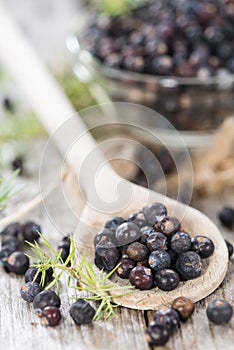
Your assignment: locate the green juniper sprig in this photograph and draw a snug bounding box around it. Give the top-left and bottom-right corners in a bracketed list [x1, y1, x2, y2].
[0, 169, 20, 211]
[88, 0, 145, 17]
[26, 233, 134, 321]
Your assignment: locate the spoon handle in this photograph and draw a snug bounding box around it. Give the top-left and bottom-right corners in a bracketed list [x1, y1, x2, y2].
[0, 3, 116, 193]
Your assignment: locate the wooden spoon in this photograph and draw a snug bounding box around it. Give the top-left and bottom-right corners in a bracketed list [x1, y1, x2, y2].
[0, 3, 228, 310]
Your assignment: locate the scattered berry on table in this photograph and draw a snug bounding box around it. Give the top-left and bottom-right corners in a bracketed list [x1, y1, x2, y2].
[153, 307, 180, 330]
[154, 216, 180, 237]
[129, 266, 153, 290]
[191, 236, 215, 258]
[33, 290, 61, 311]
[22, 222, 41, 243]
[148, 250, 171, 271]
[2, 235, 20, 250]
[218, 206, 234, 228]
[7, 251, 29, 274]
[126, 242, 149, 262]
[155, 268, 180, 291]
[146, 231, 168, 251]
[58, 235, 71, 262]
[170, 231, 191, 254]
[146, 323, 171, 346]
[20, 282, 42, 302]
[11, 156, 24, 175]
[116, 258, 136, 279]
[104, 217, 126, 231]
[25, 267, 42, 284]
[41, 306, 61, 327]
[176, 251, 202, 280]
[115, 222, 140, 246]
[95, 239, 119, 272]
[1, 222, 21, 238]
[69, 299, 95, 325]
[225, 240, 233, 258]
[206, 299, 233, 325]
[172, 296, 195, 320]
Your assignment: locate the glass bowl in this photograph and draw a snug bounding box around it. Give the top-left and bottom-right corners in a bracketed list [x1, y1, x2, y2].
[66, 12, 234, 148]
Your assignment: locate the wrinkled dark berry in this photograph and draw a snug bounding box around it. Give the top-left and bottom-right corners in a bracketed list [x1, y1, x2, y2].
[33, 290, 61, 310]
[115, 222, 140, 246]
[155, 269, 180, 291]
[154, 216, 180, 237]
[95, 240, 119, 271]
[116, 258, 136, 279]
[146, 231, 168, 251]
[146, 323, 171, 346]
[22, 222, 41, 242]
[70, 299, 95, 325]
[176, 251, 202, 280]
[94, 229, 116, 246]
[20, 282, 42, 302]
[128, 212, 148, 228]
[191, 236, 215, 258]
[170, 231, 191, 254]
[172, 296, 194, 320]
[218, 207, 234, 228]
[11, 156, 24, 175]
[129, 266, 153, 290]
[140, 226, 154, 245]
[153, 307, 180, 330]
[2, 235, 20, 250]
[148, 250, 171, 271]
[41, 306, 61, 327]
[206, 299, 233, 325]
[126, 242, 149, 262]
[1, 222, 21, 237]
[25, 267, 42, 284]
[225, 240, 233, 258]
[144, 202, 167, 225]
[7, 251, 29, 274]
[104, 217, 126, 231]
[137, 259, 149, 267]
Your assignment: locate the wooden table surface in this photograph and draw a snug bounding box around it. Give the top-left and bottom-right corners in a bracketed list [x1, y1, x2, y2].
[0, 138, 233, 350]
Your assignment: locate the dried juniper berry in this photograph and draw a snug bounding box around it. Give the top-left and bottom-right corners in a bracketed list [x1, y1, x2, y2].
[167, 250, 178, 269]
[22, 222, 41, 243]
[1, 222, 21, 238]
[20, 282, 42, 302]
[176, 251, 202, 280]
[206, 299, 233, 325]
[145, 323, 171, 346]
[155, 269, 180, 291]
[25, 267, 42, 284]
[95, 239, 119, 272]
[128, 212, 148, 228]
[170, 231, 191, 254]
[140, 226, 155, 245]
[225, 240, 233, 258]
[172, 296, 194, 320]
[126, 242, 149, 262]
[218, 207, 234, 228]
[144, 202, 167, 225]
[94, 229, 116, 246]
[11, 156, 24, 175]
[129, 266, 153, 290]
[116, 258, 136, 279]
[146, 231, 168, 252]
[69, 299, 95, 325]
[104, 217, 126, 231]
[58, 236, 71, 262]
[115, 222, 140, 246]
[33, 290, 61, 311]
[0, 246, 16, 264]
[7, 251, 29, 274]
[153, 307, 180, 330]
[41, 306, 61, 327]
[154, 216, 180, 237]
[191, 236, 214, 258]
[1, 235, 20, 251]
[148, 250, 171, 271]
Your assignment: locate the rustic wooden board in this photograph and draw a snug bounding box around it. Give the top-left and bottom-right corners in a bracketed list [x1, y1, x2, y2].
[0, 140, 234, 350]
